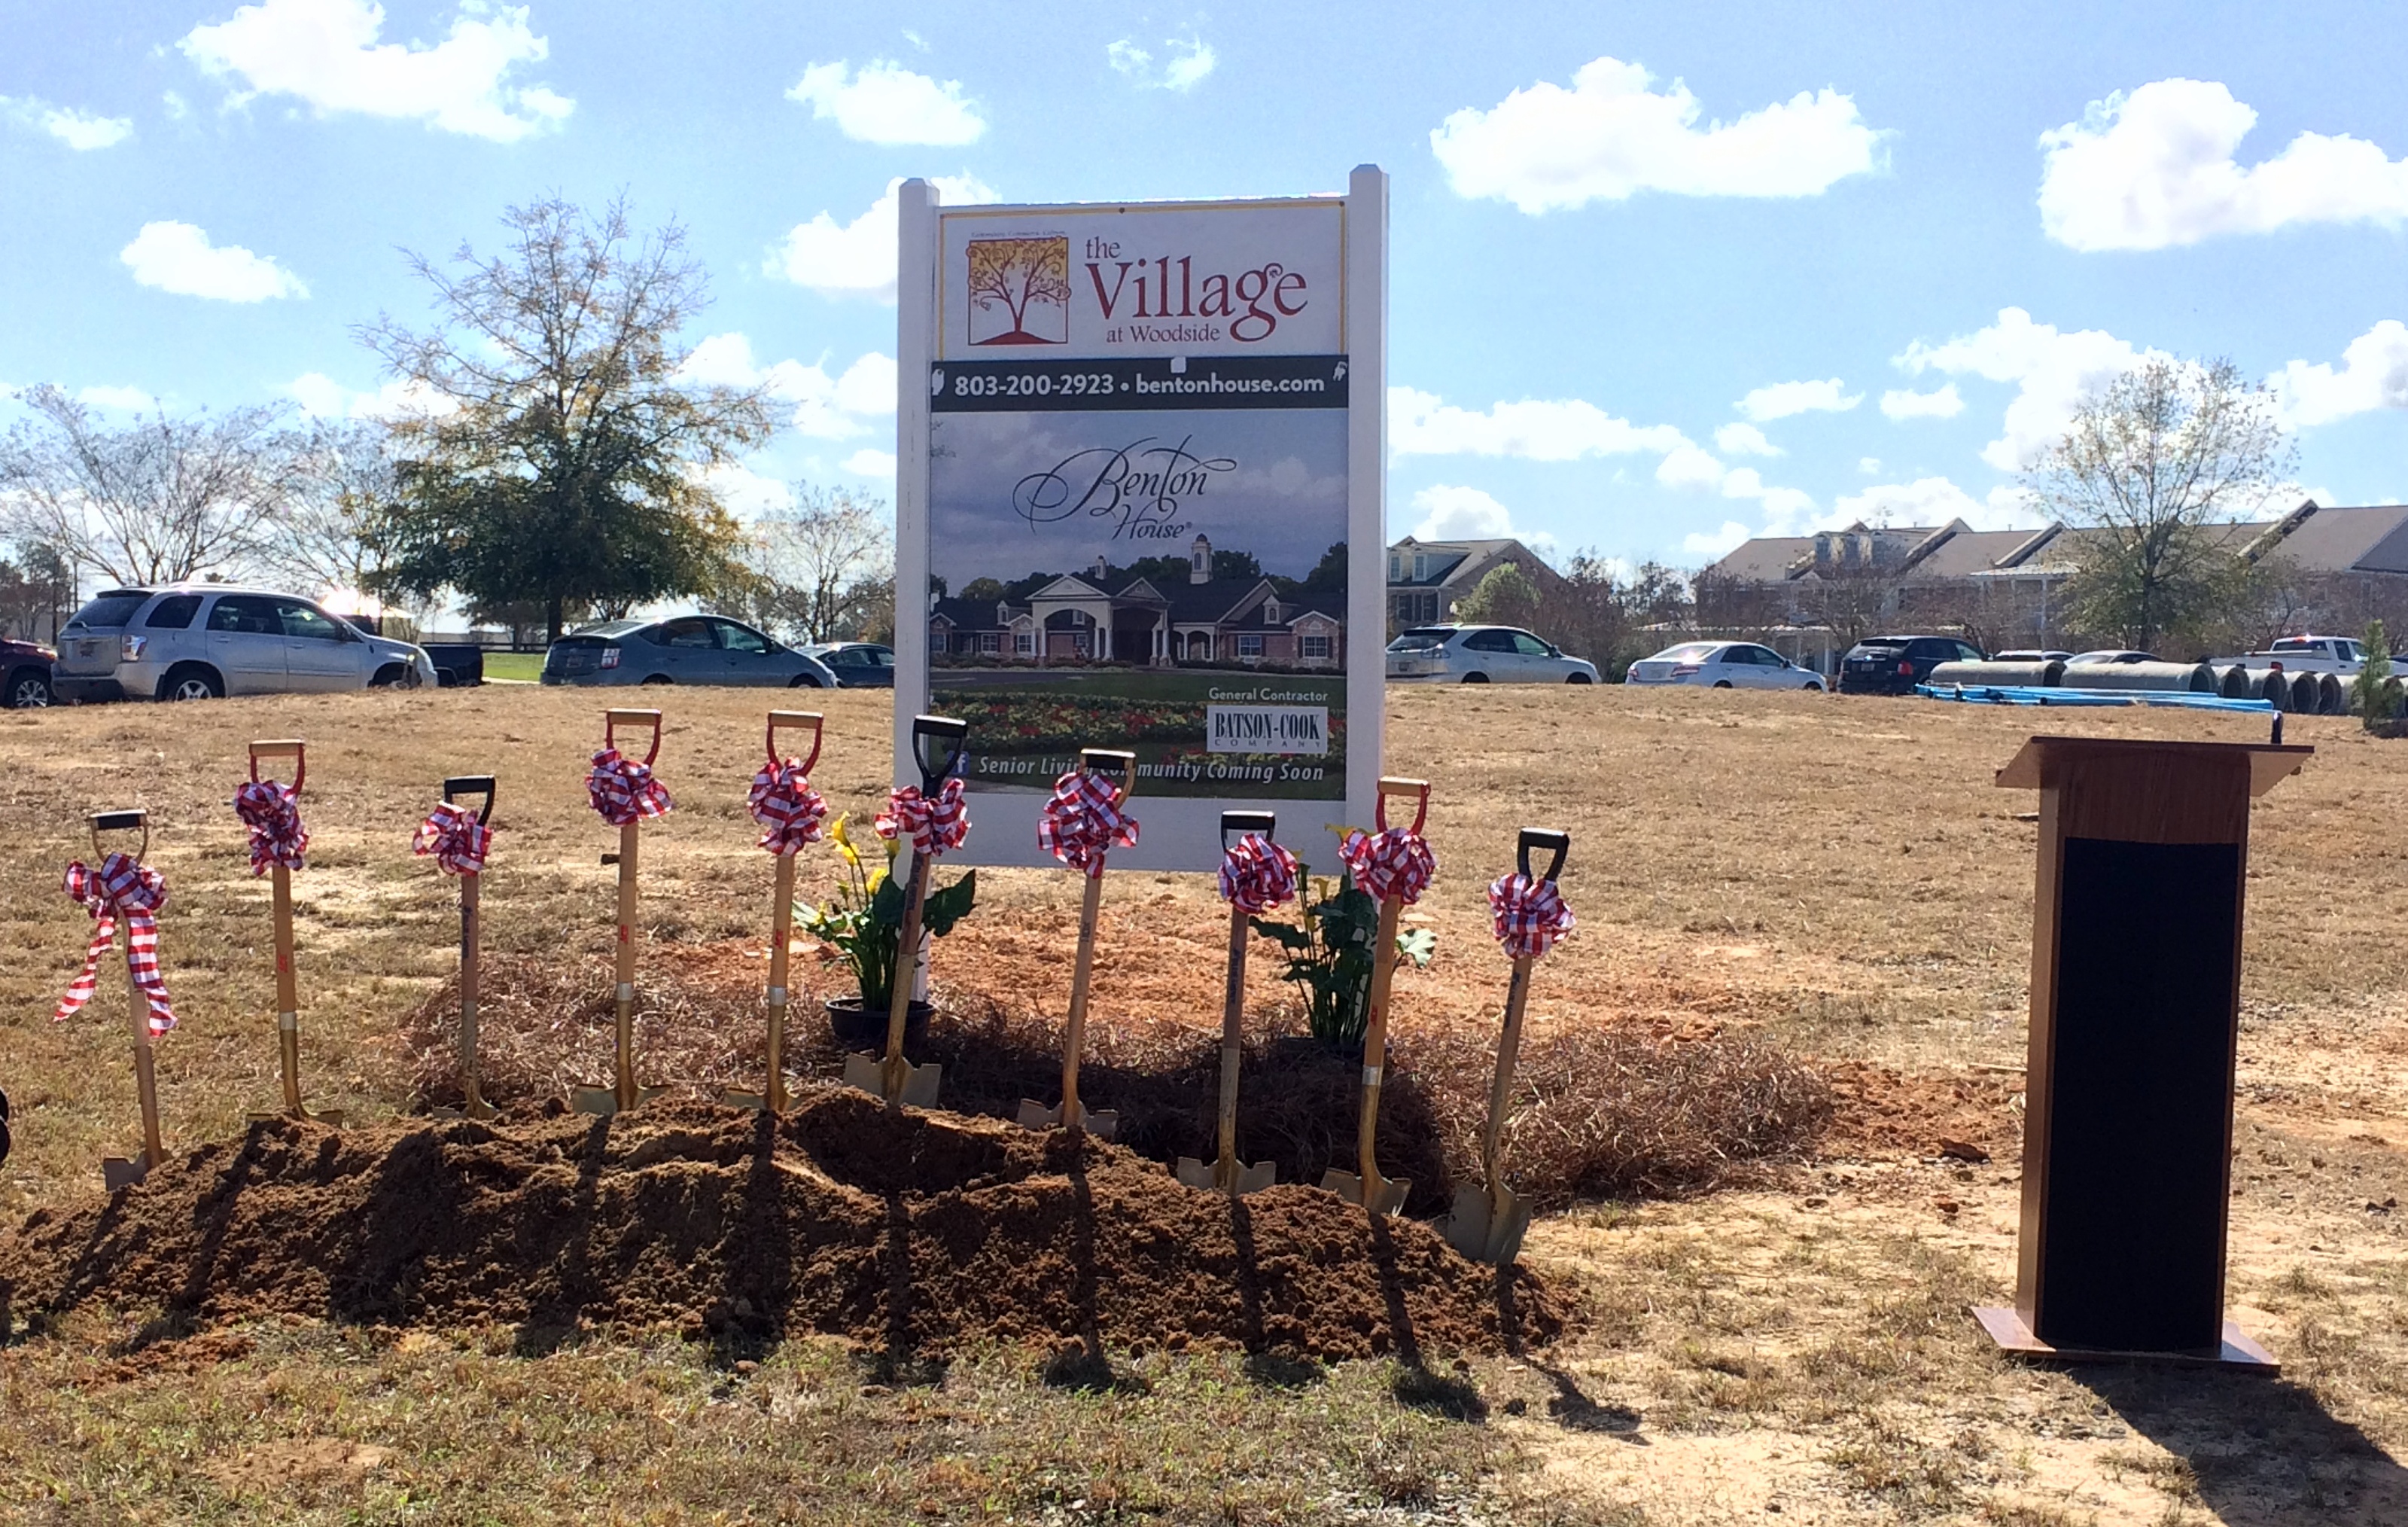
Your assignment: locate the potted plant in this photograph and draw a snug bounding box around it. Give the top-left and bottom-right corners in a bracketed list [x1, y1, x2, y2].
[1253, 867, 1434, 1054]
[799, 815, 978, 1050]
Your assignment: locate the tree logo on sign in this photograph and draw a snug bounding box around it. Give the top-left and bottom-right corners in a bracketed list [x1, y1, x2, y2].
[967, 237, 1070, 346]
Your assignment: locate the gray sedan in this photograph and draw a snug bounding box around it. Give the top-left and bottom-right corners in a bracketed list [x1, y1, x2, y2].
[540, 616, 839, 688]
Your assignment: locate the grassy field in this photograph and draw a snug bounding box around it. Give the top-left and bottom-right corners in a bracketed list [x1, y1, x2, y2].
[476, 651, 542, 683]
[2, 682, 2406, 1522]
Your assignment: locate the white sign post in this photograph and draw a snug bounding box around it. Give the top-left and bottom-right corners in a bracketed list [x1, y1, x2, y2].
[894, 167, 1387, 870]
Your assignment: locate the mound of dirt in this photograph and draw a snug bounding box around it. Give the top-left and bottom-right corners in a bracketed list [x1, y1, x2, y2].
[0, 1089, 1564, 1362]
[1816, 1061, 2024, 1165]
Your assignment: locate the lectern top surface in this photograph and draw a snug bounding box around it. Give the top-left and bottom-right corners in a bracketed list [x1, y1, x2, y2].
[1996, 735, 2312, 797]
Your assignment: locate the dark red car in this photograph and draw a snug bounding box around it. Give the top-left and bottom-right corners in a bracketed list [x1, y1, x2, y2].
[2, 637, 54, 709]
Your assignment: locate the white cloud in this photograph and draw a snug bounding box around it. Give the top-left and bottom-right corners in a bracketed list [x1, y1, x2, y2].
[179, 0, 574, 142]
[677, 333, 896, 439]
[2038, 78, 2408, 251]
[2267, 319, 2408, 428]
[770, 173, 999, 301]
[1655, 446, 1816, 532]
[1407, 484, 1557, 554]
[1897, 306, 2152, 471]
[843, 449, 897, 477]
[1429, 56, 1883, 213]
[1682, 520, 1752, 558]
[2, 96, 134, 150]
[698, 462, 793, 518]
[284, 370, 449, 419]
[1107, 35, 1216, 92]
[787, 59, 984, 145]
[120, 221, 307, 302]
[1830, 477, 2044, 532]
[1736, 377, 1860, 422]
[1712, 422, 1781, 457]
[1389, 386, 1689, 461]
[1879, 383, 1965, 420]
[76, 385, 157, 411]
[1858, 457, 1883, 475]
[1655, 443, 1727, 491]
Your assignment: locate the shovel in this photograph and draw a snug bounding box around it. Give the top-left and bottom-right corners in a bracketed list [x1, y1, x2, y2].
[1320, 776, 1432, 1217]
[432, 775, 497, 1121]
[92, 809, 168, 1192]
[1018, 748, 1135, 1140]
[1444, 827, 1570, 1264]
[244, 740, 342, 1127]
[1176, 811, 1281, 1193]
[574, 709, 671, 1117]
[843, 715, 967, 1111]
[727, 710, 823, 1114]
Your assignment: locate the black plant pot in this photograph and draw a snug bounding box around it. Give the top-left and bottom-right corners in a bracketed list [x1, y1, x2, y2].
[826, 996, 933, 1053]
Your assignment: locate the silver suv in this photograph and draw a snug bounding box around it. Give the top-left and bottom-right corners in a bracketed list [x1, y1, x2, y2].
[51, 586, 437, 702]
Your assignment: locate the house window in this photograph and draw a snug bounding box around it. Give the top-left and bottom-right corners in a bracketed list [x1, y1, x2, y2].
[1237, 633, 1265, 660]
[1301, 632, 1330, 660]
[1262, 599, 1279, 623]
[1069, 609, 1089, 626]
[1412, 553, 1429, 581]
[979, 632, 1001, 655]
[1015, 631, 1035, 656]
[1388, 555, 1402, 581]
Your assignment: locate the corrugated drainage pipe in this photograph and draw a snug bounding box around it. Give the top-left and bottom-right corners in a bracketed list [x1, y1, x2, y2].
[2320, 672, 2347, 715]
[2058, 661, 2218, 693]
[1927, 660, 2066, 687]
[2217, 664, 2256, 699]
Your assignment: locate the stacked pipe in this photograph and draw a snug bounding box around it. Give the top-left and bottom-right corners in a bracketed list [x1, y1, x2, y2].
[1926, 660, 2066, 688]
[2057, 660, 2218, 693]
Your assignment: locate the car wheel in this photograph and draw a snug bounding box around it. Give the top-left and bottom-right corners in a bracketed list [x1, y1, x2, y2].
[787, 673, 824, 688]
[1566, 672, 1592, 684]
[1462, 672, 1490, 684]
[4, 668, 51, 708]
[370, 663, 408, 687]
[1804, 680, 1825, 691]
[1712, 680, 1733, 689]
[641, 674, 673, 685]
[161, 664, 224, 701]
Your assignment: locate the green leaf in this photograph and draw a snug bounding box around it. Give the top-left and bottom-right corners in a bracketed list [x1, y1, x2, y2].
[923, 868, 977, 937]
[869, 873, 905, 928]
[1396, 928, 1437, 968]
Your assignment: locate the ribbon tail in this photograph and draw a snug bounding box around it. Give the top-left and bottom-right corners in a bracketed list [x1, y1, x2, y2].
[53, 914, 114, 1023]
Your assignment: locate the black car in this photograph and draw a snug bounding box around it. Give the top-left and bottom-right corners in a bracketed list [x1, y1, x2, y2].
[2, 636, 56, 708]
[803, 642, 896, 688]
[1839, 634, 1986, 695]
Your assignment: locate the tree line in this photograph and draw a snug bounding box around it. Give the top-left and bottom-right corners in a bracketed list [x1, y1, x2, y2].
[0, 197, 893, 647]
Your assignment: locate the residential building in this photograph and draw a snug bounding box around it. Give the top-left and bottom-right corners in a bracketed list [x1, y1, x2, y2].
[1385, 536, 1565, 632]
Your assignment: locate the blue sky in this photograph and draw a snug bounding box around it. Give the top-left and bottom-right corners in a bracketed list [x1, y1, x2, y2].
[3, 0, 2404, 570]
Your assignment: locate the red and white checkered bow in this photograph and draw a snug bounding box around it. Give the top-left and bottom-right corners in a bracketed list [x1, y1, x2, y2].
[1488, 872, 1575, 961]
[233, 779, 307, 874]
[56, 853, 176, 1035]
[586, 748, 674, 826]
[1219, 832, 1300, 913]
[412, 801, 492, 876]
[748, 757, 830, 855]
[876, 776, 969, 857]
[1341, 825, 1436, 907]
[1036, 768, 1138, 877]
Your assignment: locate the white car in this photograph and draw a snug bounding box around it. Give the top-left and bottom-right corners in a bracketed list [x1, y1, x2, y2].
[1384, 625, 1600, 684]
[52, 585, 437, 701]
[1627, 641, 1827, 690]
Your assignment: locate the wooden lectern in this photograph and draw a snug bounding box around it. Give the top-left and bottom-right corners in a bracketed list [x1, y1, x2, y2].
[1977, 735, 2309, 1369]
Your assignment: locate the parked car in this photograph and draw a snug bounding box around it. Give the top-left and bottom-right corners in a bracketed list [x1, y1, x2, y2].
[2206, 634, 2374, 675]
[420, 642, 488, 687]
[2, 636, 56, 708]
[1626, 641, 1827, 690]
[1994, 649, 2074, 663]
[801, 642, 896, 688]
[541, 615, 839, 688]
[50, 587, 436, 702]
[1838, 634, 1987, 695]
[2066, 649, 2159, 666]
[1385, 625, 1599, 684]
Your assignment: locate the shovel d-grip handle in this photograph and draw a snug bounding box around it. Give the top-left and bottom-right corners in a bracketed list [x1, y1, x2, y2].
[603, 708, 664, 764]
[248, 738, 306, 792]
[1517, 827, 1570, 884]
[443, 775, 498, 825]
[90, 808, 151, 862]
[767, 710, 824, 773]
[1078, 747, 1137, 804]
[911, 714, 969, 790]
[1221, 809, 1276, 849]
[1374, 776, 1430, 834]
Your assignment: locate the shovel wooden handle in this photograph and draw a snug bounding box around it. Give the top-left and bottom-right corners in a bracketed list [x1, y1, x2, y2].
[1216, 904, 1249, 1181]
[90, 809, 149, 862]
[768, 710, 823, 773]
[1374, 776, 1429, 834]
[612, 818, 641, 1108]
[1356, 892, 1407, 1203]
[248, 738, 306, 791]
[881, 849, 932, 1107]
[604, 709, 663, 765]
[1483, 957, 1536, 1208]
[764, 850, 796, 1112]
[1060, 869, 1106, 1124]
[443, 775, 497, 824]
[271, 860, 303, 1114]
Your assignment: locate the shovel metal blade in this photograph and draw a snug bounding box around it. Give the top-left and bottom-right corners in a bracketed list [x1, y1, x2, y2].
[1016, 1099, 1119, 1139]
[570, 1084, 665, 1118]
[843, 1053, 942, 1108]
[1443, 1183, 1533, 1264]
[1176, 1157, 1279, 1193]
[721, 1089, 769, 1113]
[1172, 1155, 1214, 1190]
[248, 1108, 345, 1128]
[1319, 1168, 1410, 1216]
[102, 1155, 149, 1192]
[431, 1100, 497, 1122]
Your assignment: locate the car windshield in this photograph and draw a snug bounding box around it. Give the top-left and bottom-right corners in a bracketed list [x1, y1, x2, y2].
[1646, 643, 1718, 663]
[67, 591, 151, 629]
[1852, 638, 1909, 652]
[570, 620, 645, 639]
[1387, 628, 1453, 652]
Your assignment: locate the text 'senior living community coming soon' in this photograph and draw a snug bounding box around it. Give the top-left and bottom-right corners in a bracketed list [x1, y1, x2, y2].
[893, 167, 1390, 871]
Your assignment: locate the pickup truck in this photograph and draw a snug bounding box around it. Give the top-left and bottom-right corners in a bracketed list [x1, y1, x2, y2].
[2207, 635, 2382, 675]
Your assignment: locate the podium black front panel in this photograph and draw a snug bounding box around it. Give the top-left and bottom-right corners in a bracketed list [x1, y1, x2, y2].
[2038, 836, 2241, 1353]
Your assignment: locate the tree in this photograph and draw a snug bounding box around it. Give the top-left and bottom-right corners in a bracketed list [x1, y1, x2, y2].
[1301, 541, 1346, 593]
[358, 197, 775, 642]
[723, 486, 893, 642]
[966, 238, 1071, 344]
[1212, 547, 1262, 581]
[249, 419, 401, 601]
[2027, 358, 2293, 652]
[0, 542, 74, 641]
[1454, 561, 1539, 629]
[2355, 620, 2400, 724]
[957, 577, 1006, 604]
[1535, 553, 1687, 677]
[0, 386, 300, 586]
